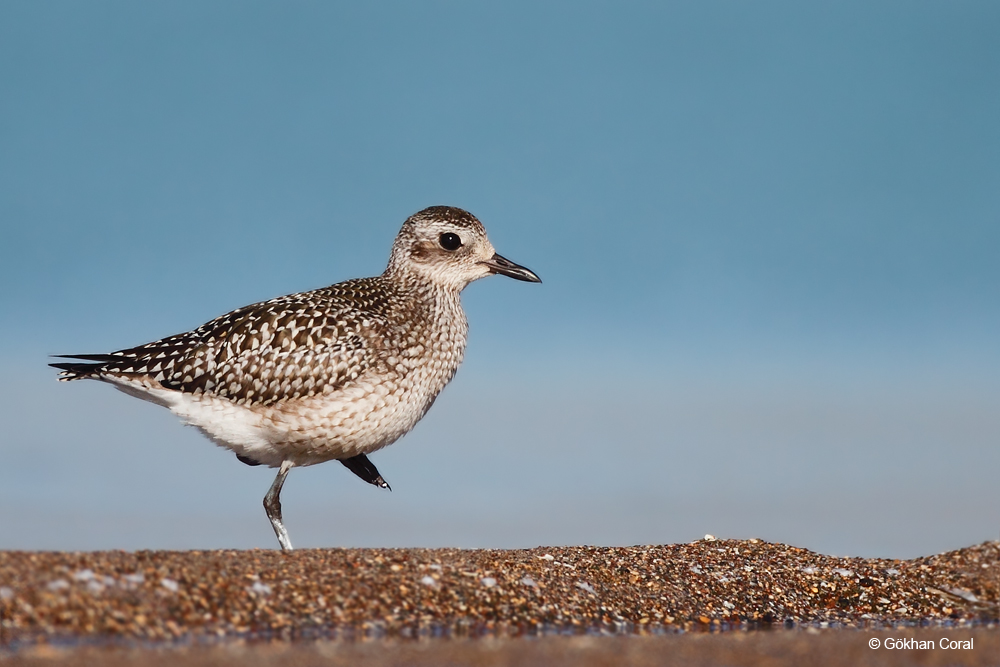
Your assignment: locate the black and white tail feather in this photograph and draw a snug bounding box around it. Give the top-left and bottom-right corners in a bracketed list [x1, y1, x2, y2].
[51, 353, 144, 380]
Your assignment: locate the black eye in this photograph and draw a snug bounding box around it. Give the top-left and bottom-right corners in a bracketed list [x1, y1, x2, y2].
[439, 232, 462, 251]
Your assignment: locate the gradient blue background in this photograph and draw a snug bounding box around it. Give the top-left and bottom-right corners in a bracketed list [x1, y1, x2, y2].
[2, 1, 998, 558]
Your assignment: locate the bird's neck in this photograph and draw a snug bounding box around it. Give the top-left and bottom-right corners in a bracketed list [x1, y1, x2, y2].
[381, 270, 467, 332]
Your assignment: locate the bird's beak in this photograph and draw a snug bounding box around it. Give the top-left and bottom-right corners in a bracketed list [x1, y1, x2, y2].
[481, 253, 542, 283]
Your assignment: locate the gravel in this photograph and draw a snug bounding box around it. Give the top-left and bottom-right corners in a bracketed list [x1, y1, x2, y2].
[1, 538, 998, 647]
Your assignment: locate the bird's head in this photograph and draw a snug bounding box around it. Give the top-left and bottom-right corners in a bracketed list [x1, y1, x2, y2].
[386, 206, 541, 290]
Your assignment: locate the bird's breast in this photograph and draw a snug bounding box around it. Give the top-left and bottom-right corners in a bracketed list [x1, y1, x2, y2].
[259, 304, 468, 463]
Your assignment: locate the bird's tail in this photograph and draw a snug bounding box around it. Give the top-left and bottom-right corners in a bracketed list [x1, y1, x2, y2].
[49, 354, 118, 381]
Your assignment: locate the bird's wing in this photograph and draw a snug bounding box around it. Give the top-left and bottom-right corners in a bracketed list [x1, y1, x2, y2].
[52, 280, 396, 406]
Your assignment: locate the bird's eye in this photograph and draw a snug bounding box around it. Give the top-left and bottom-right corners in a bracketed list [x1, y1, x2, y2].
[439, 233, 462, 251]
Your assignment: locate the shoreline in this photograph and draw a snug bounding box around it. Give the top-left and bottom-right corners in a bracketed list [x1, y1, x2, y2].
[2, 539, 998, 648]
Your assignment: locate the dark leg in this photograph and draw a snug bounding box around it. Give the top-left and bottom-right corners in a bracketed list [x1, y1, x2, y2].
[340, 454, 391, 490]
[264, 460, 294, 551]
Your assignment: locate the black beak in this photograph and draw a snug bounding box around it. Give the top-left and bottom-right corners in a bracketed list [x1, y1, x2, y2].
[481, 253, 542, 283]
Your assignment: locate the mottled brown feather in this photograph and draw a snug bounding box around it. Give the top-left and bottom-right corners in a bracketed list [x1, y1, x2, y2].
[63, 277, 437, 407]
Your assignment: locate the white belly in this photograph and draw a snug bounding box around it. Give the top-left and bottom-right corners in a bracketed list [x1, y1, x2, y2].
[104, 367, 447, 468]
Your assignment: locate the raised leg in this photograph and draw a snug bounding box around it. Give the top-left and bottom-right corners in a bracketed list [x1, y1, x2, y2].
[339, 453, 391, 490]
[264, 460, 295, 551]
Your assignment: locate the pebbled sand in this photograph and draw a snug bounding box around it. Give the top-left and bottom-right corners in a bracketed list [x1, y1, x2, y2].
[2, 539, 999, 663]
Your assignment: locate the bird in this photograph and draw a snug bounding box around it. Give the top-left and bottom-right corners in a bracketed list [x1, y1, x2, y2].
[51, 206, 541, 551]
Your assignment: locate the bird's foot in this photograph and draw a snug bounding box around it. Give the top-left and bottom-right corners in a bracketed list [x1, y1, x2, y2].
[339, 454, 391, 490]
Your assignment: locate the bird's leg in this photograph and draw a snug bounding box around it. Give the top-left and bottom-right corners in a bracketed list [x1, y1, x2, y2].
[264, 460, 295, 551]
[339, 454, 391, 490]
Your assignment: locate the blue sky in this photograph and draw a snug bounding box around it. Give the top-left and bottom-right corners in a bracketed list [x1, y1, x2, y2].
[1, 1, 998, 558]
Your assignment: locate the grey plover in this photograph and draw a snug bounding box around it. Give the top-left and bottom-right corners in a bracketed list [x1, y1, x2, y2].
[52, 206, 540, 550]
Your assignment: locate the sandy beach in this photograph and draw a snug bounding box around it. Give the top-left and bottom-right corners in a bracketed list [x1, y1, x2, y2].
[2, 539, 998, 664]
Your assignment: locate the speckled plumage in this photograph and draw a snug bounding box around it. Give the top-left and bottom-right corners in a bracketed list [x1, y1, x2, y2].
[53, 206, 541, 549]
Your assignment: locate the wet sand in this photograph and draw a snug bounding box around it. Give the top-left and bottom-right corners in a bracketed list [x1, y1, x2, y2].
[2, 539, 998, 664]
[3, 629, 999, 667]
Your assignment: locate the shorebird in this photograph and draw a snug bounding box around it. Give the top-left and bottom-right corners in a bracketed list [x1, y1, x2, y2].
[52, 206, 540, 550]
